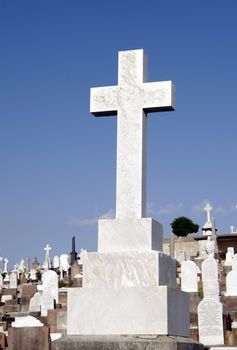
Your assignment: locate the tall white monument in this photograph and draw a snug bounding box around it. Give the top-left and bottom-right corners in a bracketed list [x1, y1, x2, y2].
[202, 203, 213, 236]
[67, 49, 189, 336]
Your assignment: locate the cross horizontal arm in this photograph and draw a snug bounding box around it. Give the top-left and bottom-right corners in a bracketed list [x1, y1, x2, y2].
[90, 86, 118, 116]
[142, 81, 176, 112]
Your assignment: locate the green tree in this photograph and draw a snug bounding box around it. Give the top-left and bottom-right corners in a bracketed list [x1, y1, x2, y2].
[170, 216, 199, 237]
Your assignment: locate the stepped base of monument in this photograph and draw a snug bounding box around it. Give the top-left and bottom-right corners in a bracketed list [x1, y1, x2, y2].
[52, 335, 204, 350]
[67, 286, 189, 336]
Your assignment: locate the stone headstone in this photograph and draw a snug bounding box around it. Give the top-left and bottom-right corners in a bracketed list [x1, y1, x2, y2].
[202, 257, 218, 280]
[0, 274, 3, 289]
[176, 251, 186, 263]
[10, 272, 17, 289]
[198, 298, 224, 345]
[57, 310, 67, 331]
[181, 260, 198, 293]
[41, 290, 54, 317]
[225, 247, 234, 266]
[29, 292, 41, 312]
[3, 274, 10, 285]
[30, 269, 37, 281]
[41, 270, 58, 316]
[232, 254, 237, 271]
[1, 295, 13, 303]
[226, 270, 237, 296]
[198, 256, 224, 346]
[202, 258, 219, 299]
[53, 256, 60, 269]
[60, 254, 69, 272]
[42, 270, 58, 302]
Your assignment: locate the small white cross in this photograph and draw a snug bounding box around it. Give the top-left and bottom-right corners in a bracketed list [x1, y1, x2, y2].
[44, 244, 52, 255]
[204, 203, 212, 222]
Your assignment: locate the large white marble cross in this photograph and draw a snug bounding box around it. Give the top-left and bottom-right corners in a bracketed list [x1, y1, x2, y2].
[90, 49, 175, 219]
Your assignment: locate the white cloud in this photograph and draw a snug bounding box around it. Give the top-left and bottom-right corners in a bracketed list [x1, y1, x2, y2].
[157, 202, 184, 215]
[65, 208, 115, 228]
[215, 207, 226, 214]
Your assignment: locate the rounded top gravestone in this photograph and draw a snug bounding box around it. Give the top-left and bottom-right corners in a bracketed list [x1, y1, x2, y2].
[42, 270, 58, 303]
[202, 258, 218, 280]
[181, 260, 198, 293]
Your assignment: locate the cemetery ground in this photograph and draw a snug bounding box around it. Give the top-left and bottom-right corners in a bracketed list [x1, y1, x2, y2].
[1, 222, 237, 349]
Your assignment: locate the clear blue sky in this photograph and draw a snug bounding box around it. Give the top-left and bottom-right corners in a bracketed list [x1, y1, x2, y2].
[0, 0, 237, 266]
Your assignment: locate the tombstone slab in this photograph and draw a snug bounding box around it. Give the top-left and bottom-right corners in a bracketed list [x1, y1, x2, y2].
[181, 260, 198, 293]
[42, 270, 58, 303]
[29, 292, 41, 312]
[198, 299, 224, 345]
[9, 273, 17, 289]
[226, 270, 237, 296]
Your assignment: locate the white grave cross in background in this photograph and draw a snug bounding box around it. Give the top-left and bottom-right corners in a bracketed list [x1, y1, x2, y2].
[204, 203, 212, 222]
[90, 49, 175, 219]
[44, 244, 52, 269]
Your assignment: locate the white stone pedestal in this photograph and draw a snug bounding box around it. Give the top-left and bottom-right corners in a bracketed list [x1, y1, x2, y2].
[98, 218, 163, 253]
[67, 286, 189, 336]
[81, 250, 176, 288]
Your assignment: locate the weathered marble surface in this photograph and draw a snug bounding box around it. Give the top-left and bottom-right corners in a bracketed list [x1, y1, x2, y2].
[42, 270, 58, 303]
[198, 299, 224, 346]
[91, 49, 175, 220]
[29, 291, 41, 312]
[98, 218, 163, 252]
[67, 286, 189, 336]
[10, 272, 17, 289]
[226, 270, 237, 296]
[202, 257, 218, 280]
[81, 250, 176, 288]
[181, 260, 198, 293]
[12, 316, 43, 328]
